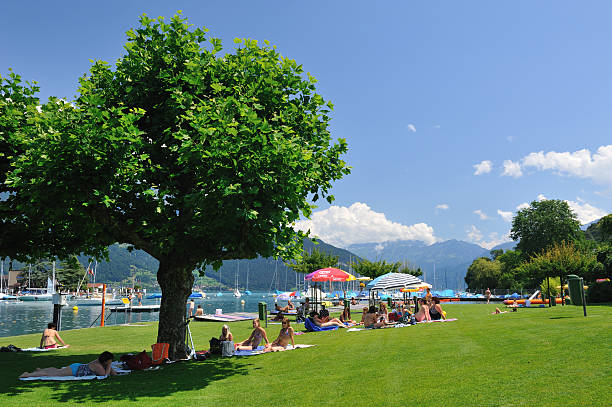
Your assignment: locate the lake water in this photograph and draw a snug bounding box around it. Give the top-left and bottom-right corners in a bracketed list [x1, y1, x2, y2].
[0, 292, 281, 338]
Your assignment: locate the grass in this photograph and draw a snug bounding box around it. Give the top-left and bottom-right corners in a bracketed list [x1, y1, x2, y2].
[0, 304, 610, 406]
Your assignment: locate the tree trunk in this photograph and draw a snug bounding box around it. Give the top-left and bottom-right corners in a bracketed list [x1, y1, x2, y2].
[156, 258, 194, 360]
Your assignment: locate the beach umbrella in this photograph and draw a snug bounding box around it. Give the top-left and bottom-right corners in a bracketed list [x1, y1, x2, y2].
[277, 291, 296, 300]
[304, 267, 356, 282]
[366, 273, 424, 291]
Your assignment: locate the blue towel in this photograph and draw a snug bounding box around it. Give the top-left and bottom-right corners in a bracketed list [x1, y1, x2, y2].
[304, 318, 338, 332]
[234, 346, 265, 356]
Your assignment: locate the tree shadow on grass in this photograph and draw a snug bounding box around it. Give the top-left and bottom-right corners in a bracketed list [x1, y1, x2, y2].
[2, 350, 256, 403]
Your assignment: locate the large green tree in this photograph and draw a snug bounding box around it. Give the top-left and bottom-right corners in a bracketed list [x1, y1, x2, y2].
[464, 257, 502, 289]
[351, 259, 421, 279]
[286, 248, 339, 275]
[510, 199, 582, 258]
[1, 13, 349, 358]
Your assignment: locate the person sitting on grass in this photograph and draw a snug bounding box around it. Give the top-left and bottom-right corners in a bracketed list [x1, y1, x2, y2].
[318, 305, 330, 322]
[339, 307, 356, 325]
[362, 306, 388, 329]
[275, 301, 292, 313]
[271, 311, 285, 321]
[236, 318, 269, 350]
[428, 297, 446, 320]
[264, 317, 295, 352]
[491, 308, 509, 314]
[309, 310, 347, 328]
[378, 302, 389, 321]
[351, 297, 358, 306]
[40, 322, 69, 349]
[219, 324, 233, 341]
[414, 298, 431, 322]
[20, 351, 116, 378]
[359, 307, 369, 325]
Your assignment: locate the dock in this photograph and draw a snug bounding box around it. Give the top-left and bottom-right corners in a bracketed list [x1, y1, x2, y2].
[109, 305, 160, 313]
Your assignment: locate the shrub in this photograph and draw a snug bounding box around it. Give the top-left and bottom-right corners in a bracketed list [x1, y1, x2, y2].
[586, 281, 612, 303]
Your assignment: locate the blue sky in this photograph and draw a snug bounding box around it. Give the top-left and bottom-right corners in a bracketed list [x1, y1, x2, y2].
[2, 1, 610, 249]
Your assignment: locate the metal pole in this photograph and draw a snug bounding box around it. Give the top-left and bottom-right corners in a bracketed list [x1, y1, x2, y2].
[101, 283, 107, 326]
[547, 276, 551, 307]
[580, 277, 587, 317]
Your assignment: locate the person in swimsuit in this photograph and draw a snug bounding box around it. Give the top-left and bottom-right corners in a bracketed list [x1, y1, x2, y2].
[359, 307, 369, 325]
[428, 297, 446, 320]
[308, 311, 347, 328]
[40, 322, 69, 349]
[264, 318, 295, 352]
[236, 318, 269, 350]
[339, 307, 356, 325]
[20, 351, 116, 378]
[362, 306, 387, 328]
[195, 305, 204, 316]
[485, 288, 492, 304]
[219, 324, 233, 341]
[414, 298, 431, 322]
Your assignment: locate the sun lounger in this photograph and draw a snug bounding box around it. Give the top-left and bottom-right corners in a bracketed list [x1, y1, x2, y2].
[304, 317, 338, 332]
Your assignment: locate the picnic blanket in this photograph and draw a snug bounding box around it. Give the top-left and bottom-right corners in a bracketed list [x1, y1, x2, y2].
[20, 361, 132, 381]
[234, 344, 315, 356]
[21, 346, 69, 352]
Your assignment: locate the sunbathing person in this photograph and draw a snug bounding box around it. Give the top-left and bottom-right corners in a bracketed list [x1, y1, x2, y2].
[219, 324, 233, 341]
[20, 351, 116, 378]
[308, 310, 347, 328]
[275, 303, 291, 313]
[339, 307, 356, 325]
[428, 297, 446, 320]
[414, 298, 431, 322]
[491, 308, 508, 314]
[195, 305, 204, 316]
[287, 300, 295, 310]
[40, 322, 69, 349]
[351, 297, 358, 306]
[378, 302, 389, 320]
[362, 306, 387, 329]
[236, 318, 269, 350]
[264, 318, 295, 352]
[271, 311, 285, 321]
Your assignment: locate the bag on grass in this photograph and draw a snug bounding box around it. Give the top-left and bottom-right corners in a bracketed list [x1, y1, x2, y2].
[195, 350, 210, 361]
[221, 341, 235, 357]
[121, 351, 153, 370]
[0, 344, 22, 352]
[209, 337, 221, 354]
[151, 343, 169, 365]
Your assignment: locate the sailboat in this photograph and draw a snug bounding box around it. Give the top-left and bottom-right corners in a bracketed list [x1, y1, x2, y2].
[233, 261, 242, 297]
[20, 262, 56, 301]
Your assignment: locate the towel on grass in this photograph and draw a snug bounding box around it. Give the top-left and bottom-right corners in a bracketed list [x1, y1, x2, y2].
[348, 319, 458, 332]
[21, 346, 69, 352]
[234, 344, 315, 356]
[19, 361, 132, 381]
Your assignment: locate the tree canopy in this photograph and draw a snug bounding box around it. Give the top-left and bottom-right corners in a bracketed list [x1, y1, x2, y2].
[1, 13, 350, 358]
[510, 199, 582, 257]
[286, 248, 339, 275]
[351, 258, 421, 279]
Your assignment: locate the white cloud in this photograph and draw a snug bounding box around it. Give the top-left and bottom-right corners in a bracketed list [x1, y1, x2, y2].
[473, 160, 492, 175]
[406, 124, 416, 132]
[467, 226, 511, 249]
[294, 202, 438, 247]
[566, 199, 608, 225]
[467, 225, 483, 242]
[522, 145, 612, 186]
[516, 202, 530, 210]
[479, 232, 512, 250]
[537, 194, 547, 201]
[474, 209, 489, 220]
[436, 204, 449, 210]
[507, 136, 515, 142]
[501, 160, 523, 177]
[374, 243, 384, 252]
[497, 209, 513, 222]
[433, 124, 441, 129]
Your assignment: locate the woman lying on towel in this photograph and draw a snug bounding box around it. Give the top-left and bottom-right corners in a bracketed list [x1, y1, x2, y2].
[264, 318, 295, 352]
[309, 311, 347, 328]
[236, 318, 269, 350]
[40, 322, 69, 349]
[19, 351, 116, 378]
[414, 298, 431, 322]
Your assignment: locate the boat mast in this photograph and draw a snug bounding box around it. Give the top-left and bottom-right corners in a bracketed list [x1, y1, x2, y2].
[1, 258, 3, 292]
[246, 264, 249, 291]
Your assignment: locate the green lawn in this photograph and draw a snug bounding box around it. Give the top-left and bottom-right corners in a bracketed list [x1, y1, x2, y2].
[0, 304, 610, 406]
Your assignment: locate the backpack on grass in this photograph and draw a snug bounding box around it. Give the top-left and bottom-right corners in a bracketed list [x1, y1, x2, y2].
[121, 351, 153, 370]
